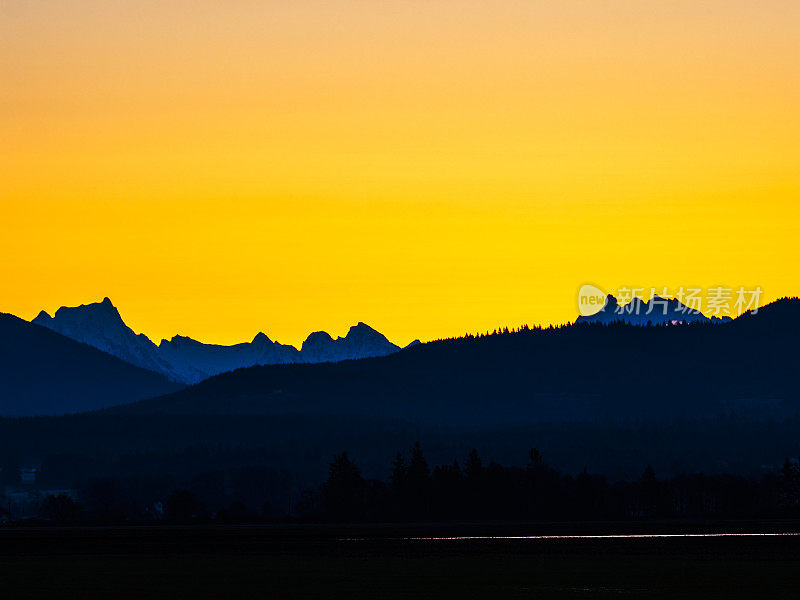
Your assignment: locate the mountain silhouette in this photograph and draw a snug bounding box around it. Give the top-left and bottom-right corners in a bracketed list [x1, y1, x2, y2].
[300, 322, 399, 363]
[157, 332, 301, 383]
[33, 298, 402, 384]
[108, 298, 800, 426]
[0, 313, 182, 416]
[575, 294, 731, 326]
[33, 297, 174, 377]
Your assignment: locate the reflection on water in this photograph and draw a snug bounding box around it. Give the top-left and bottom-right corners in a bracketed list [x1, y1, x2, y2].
[342, 532, 800, 541]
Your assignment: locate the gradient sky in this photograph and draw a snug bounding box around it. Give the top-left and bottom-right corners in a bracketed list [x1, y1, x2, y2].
[2, 0, 798, 346]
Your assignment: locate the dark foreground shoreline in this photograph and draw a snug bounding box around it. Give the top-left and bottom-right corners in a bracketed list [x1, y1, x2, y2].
[3, 522, 800, 598]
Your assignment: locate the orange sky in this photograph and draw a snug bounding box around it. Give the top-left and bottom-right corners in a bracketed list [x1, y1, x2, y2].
[1, 1, 799, 346]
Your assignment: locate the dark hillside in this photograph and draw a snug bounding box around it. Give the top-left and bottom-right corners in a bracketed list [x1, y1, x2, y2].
[0, 314, 183, 416]
[109, 299, 800, 426]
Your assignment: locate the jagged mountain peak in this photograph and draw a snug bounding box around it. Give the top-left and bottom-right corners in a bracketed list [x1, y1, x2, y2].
[34, 309, 52, 322]
[346, 321, 384, 338]
[31, 300, 406, 383]
[300, 322, 400, 363]
[32, 298, 174, 380]
[303, 330, 335, 345]
[603, 294, 619, 311]
[576, 293, 713, 325]
[251, 332, 272, 345]
[161, 334, 200, 347]
[50, 296, 124, 324]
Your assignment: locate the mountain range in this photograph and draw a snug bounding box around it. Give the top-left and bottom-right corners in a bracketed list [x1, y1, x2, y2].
[110, 297, 799, 426]
[33, 298, 405, 384]
[2, 294, 798, 481]
[575, 294, 731, 326]
[2, 293, 779, 418]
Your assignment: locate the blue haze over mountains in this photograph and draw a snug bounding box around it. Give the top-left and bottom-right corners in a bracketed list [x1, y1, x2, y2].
[111, 297, 798, 426]
[32, 298, 406, 384]
[0, 312, 182, 416]
[30, 293, 724, 387]
[1, 294, 798, 479]
[1, 293, 791, 422]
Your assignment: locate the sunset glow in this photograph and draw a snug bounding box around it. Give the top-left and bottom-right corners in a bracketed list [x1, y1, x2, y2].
[2, 1, 798, 346]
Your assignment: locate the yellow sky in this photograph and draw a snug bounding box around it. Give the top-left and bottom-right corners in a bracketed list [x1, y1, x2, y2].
[1, 0, 799, 346]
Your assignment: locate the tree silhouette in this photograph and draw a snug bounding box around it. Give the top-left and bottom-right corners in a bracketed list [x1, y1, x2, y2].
[166, 489, 207, 522]
[390, 452, 407, 492]
[322, 452, 365, 521]
[465, 448, 482, 481]
[432, 460, 463, 519]
[405, 442, 431, 519]
[408, 442, 430, 483]
[463, 448, 485, 517]
[40, 494, 81, 522]
[527, 448, 543, 470]
[779, 458, 800, 508]
[640, 464, 660, 518]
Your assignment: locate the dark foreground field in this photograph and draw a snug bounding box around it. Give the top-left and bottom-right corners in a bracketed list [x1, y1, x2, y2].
[2, 524, 800, 598]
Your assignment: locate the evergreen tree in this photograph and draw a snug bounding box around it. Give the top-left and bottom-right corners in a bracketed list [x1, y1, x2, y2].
[390, 452, 407, 492]
[406, 442, 432, 519]
[527, 448, 543, 471]
[166, 489, 207, 522]
[322, 452, 365, 521]
[640, 464, 659, 518]
[779, 458, 800, 509]
[408, 442, 430, 484]
[39, 494, 81, 522]
[465, 448, 483, 481]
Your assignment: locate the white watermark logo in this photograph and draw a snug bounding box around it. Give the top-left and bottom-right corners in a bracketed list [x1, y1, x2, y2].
[577, 284, 608, 316]
[577, 285, 763, 318]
